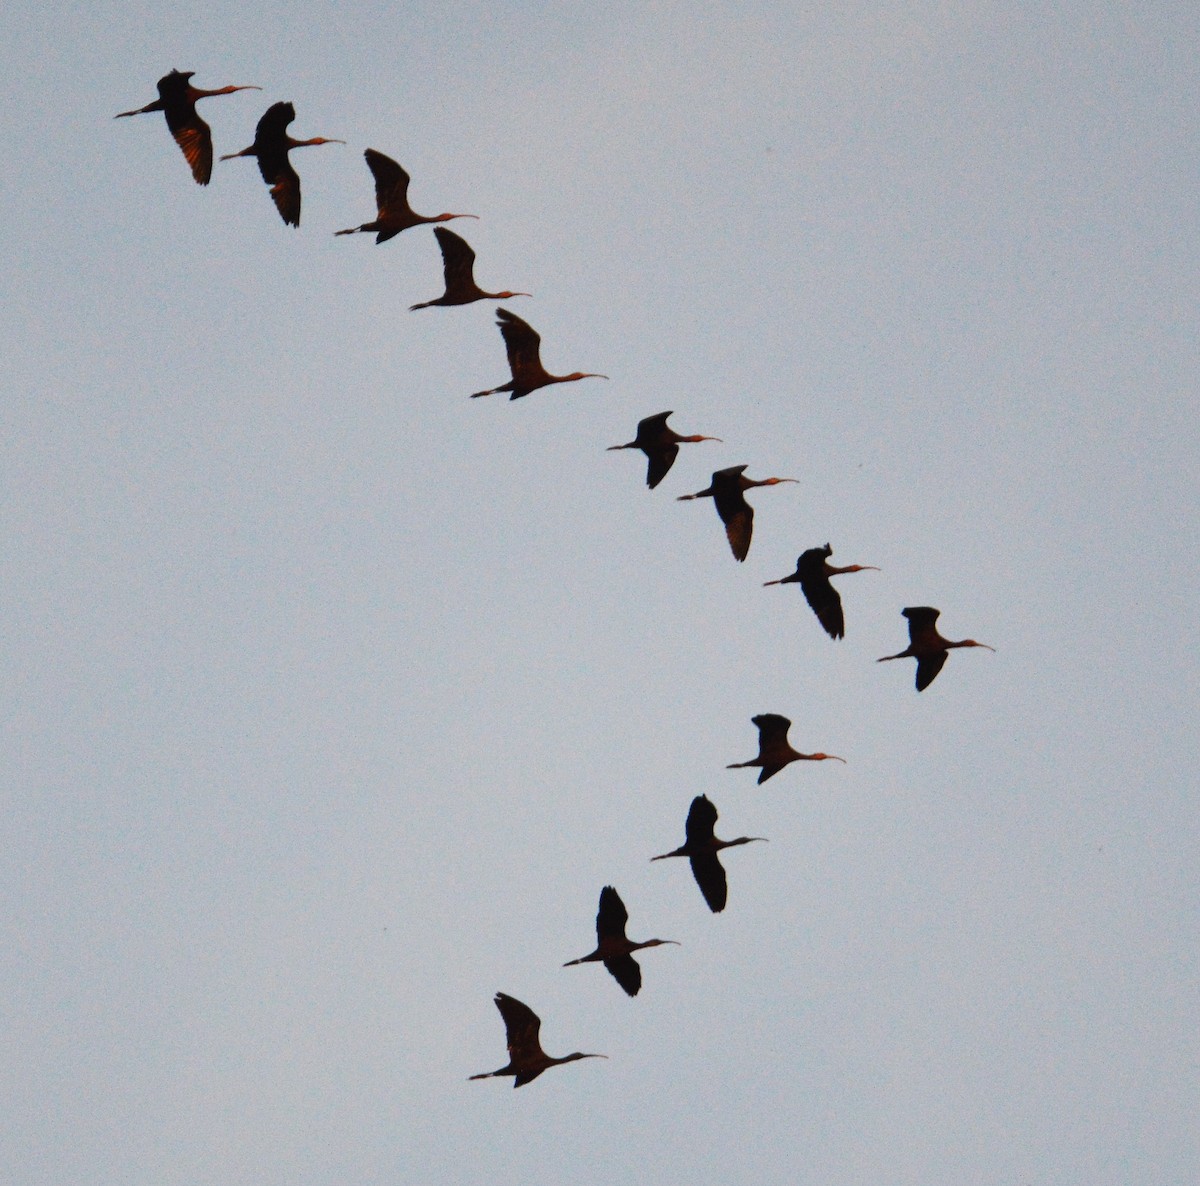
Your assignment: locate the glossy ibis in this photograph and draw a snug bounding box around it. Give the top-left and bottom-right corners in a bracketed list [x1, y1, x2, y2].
[470, 308, 607, 400]
[678, 466, 797, 561]
[727, 713, 845, 783]
[764, 544, 879, 639]
[469, 993, 606, 1088]
[607, 411, 722, 489]
[563, 886, 677, 997]
[877, 607, 994, 691]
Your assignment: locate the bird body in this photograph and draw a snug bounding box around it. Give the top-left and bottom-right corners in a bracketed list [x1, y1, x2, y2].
[563, 885, 677, 997]
[469, 993, 605, 1088]
[677, 465, 797, 561]
[115, 69, 261, 185]
[220, 101, 344, 227]
[470, 308, 607, 400]
[727, 713, 845, 783]
[410, 227, 528, 309]
[336, 150, 477, 243]
[652, 795, 765, 913]
[607, 411, 721, 489]
[764, 544, 879, 639]
[877, 606, 994, 691]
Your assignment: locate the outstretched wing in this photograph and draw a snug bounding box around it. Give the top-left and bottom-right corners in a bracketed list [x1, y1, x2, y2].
[915, 651, 948, 692]
[715, 496, 752, 561]
[596, 886, 629, 942]
[603, 955, 642, 997]
[645, 443, 679, 490]
[800, 573, 844, 639]
[364, 149, 412, 214]
[496, 308, 544, 386]
[434, 226, 477, 291]
[690, 853, 728, 913]
[494, 993, 541, 1057]
[267, 162, 302, 226]
[684, 795, 718, 845]
[164, 109, 212, 185]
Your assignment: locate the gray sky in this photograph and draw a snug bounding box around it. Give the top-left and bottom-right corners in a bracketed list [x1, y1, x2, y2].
[3, 4, 1197, 1184]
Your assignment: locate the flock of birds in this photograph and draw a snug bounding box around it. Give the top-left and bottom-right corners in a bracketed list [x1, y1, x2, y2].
[118, 69, 996, 1089]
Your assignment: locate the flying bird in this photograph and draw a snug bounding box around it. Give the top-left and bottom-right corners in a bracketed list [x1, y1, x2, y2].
[563, 885, 678, 997]
[877, 606, 995, 691]
[409, 227, 529, 310]
[607, 411, 722, 489]
[727, 713, 845, 783]
[469, 993, 606, 1088]
[220, 101, 343, 227]
[651, 795, 765, 913]
[115, 69, 261, 185]
[677, 465, 797, 561]
[764, 544, 879, 639]
[470, 308, 607, 400]
[336, 149, 477, 243]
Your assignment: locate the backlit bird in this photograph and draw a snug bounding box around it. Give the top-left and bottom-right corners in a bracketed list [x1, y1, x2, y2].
[468, 993, 606, 1088]
[877, 606, 995, 691]
[115, 69, 261, 185]
[563, 886, 677, 997]
[409, 227, 529, 310]
[607, 411, 722, 489]
[470, 308, 607, 400]
[220, 101, 343, 227]
[651, 795, 765, 913]
[336, 150, 477, 243]
[677, 466, 797, 561]
[727, 713, 845, 783]
[764, 544, 879, 639]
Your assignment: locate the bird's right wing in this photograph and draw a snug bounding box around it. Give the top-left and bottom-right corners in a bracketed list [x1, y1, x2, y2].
[800, 575, 845, 639]
[165, 112, 212, 185]
[915, 652, 947, 692]
[603, 955, 642, 997]
[645, 444, 679, 490]
[690, 853, 728, 913]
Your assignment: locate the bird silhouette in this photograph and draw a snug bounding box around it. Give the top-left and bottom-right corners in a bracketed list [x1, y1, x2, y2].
[652, 795, 765, 913]
[727, 713, 845, 783]
[877, 606, 995, 691]
[220, 101, 343, 227]
[115, 69, 261, 186]
[470, 308, 607, 400]
[336, 150, 477, 243]
[563, 886, 678, 997]
[677, 465, 797, 561]
[607, 411, 722, 489]
[469, 993, 606, 1088]
[764, 544, 879, 639]
[409, 227, 529, 310]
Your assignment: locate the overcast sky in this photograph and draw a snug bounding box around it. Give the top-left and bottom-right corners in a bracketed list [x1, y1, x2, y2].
[3, 4, 1197, 1185]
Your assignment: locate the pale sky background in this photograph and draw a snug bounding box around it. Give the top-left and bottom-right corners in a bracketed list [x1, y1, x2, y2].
[3, 4, 1198, 1185]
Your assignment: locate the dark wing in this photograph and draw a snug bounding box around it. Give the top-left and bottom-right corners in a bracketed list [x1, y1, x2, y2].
[799, 572, 844, 639]
[496, 308, 544, 384]
[645, 442, 679, 490]
[255, 101, 295, 144]
[915, 651, 948, 692]
[713, 490, 752, 561]
[494, 993, 541, 1056]
[267, 161, 302, 226]
[752, 714, 791, 746]
[434, 226, 477, 293]
[684, 795, 718, 846]
[164, 107, 212, 185]
[690, 853, 728, 913]
[596, 886, 629, 942]
[903, 606, 941, 647]
[603, 955, 642, 997]
[757, 762, 785, 785]
[364, 149, 412, 216]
